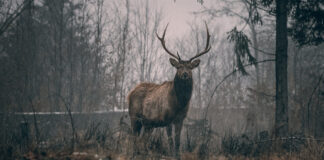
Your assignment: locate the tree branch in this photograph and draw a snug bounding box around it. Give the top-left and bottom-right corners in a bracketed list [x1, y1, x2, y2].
[249, 44, 275, 56]
[0, 0, 33, 37]
[203, 59, 275, 118]
[306, 71, 324, 132]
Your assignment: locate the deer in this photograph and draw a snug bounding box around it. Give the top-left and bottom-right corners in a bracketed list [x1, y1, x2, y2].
[127, 23, 211, 157]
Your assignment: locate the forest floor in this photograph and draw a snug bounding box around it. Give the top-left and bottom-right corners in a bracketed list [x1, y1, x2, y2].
[19, 149, 321, 160]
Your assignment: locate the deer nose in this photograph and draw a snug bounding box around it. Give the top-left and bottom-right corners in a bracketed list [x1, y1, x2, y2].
[182, 72, 189, 79]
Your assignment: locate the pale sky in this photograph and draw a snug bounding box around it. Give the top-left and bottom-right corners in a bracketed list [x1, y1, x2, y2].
[153, 0, 238, 39]
[156, 0, 204, 37]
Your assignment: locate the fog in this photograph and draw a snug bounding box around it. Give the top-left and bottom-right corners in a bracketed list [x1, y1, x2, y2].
[0, 0, 323, 159]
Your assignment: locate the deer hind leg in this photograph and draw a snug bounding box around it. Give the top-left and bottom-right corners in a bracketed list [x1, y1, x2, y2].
[166, 125, 174, 155]
[141, 126, 153, 155]
[174, 120, 183, 159]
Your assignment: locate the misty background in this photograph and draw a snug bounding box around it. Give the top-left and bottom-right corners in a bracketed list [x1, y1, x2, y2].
[0, 0, 323, 159]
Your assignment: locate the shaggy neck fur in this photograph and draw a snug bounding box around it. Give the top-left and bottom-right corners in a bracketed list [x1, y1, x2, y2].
[173, 75, 193, 107]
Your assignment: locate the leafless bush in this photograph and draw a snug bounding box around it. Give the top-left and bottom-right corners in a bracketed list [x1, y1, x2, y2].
[76, 121, 115, 152]
[219, 130, 324, 159]
[182, 118, 219, 159]
[83, 121, 102, 142]
[298, 138, 324, 160]
[221, 133, 254, 156]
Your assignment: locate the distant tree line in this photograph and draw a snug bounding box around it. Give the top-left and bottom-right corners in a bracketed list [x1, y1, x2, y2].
[0, 0, 109, 113]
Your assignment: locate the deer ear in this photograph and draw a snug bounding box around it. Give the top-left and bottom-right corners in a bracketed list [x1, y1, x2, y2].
[190, 59, 200, 69]
[169, 58, 179, 68]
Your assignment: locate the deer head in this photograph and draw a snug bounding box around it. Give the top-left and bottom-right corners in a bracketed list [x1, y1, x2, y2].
[156, 22, 211, 81]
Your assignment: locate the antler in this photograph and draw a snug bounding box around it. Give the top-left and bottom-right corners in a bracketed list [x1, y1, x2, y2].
[156, 24, 181, 61]
[189, 22, 211, 62]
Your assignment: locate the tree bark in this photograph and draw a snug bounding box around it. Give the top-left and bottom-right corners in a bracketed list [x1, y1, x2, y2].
[275, 0, 289, 138]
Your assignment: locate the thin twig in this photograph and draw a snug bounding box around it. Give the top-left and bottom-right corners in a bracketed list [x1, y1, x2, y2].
[27, 95, 40, 144]
[55, 93, 77, 151]
[306, 71, 324, 133]
[203, 59, 275, 119]
[249, 44, 275, 56]
[0, 0, 34, 37]
[247, 87, 275, 98]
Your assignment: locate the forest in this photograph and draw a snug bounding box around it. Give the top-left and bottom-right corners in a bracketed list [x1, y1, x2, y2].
[0, 0, 323, 159]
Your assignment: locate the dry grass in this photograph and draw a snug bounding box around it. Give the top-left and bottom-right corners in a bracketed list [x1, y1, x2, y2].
[298, 139, 324, 160]
[20, 150, 323, 160]
[11, 132, 324, 160]
[4, 119, 323, 160]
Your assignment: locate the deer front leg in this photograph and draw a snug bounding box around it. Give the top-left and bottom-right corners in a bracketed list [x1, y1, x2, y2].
[131, 118, 142, 136]
[174, 120, 183, 158]
[130, 118, 142, 155]
[166, 125, 174, 155]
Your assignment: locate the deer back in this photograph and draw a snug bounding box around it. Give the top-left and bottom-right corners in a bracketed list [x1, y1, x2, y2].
[128, 81, 188, 126]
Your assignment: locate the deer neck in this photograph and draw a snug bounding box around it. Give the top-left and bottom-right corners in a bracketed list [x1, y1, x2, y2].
[173, 76, 193, 107]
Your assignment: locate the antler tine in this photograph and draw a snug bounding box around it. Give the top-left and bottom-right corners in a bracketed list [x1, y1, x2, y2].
[189, 22, 211, 62]
[156, 24, 180, 60]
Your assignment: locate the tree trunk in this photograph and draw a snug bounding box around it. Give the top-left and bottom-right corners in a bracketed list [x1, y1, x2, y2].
[249, 23, 260, 133]
[195, 30, 202, 110]
[119, 0, 129, 110]
[274, 0, 289, 138]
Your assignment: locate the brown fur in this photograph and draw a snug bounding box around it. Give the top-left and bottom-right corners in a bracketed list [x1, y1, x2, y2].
[128, 80, 190, 127]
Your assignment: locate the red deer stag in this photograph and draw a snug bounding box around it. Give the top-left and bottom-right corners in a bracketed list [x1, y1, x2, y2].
[128, 23, 211, 156]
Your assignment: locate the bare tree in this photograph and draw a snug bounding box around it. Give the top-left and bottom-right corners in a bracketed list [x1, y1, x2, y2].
[132, 0, 163, 82]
